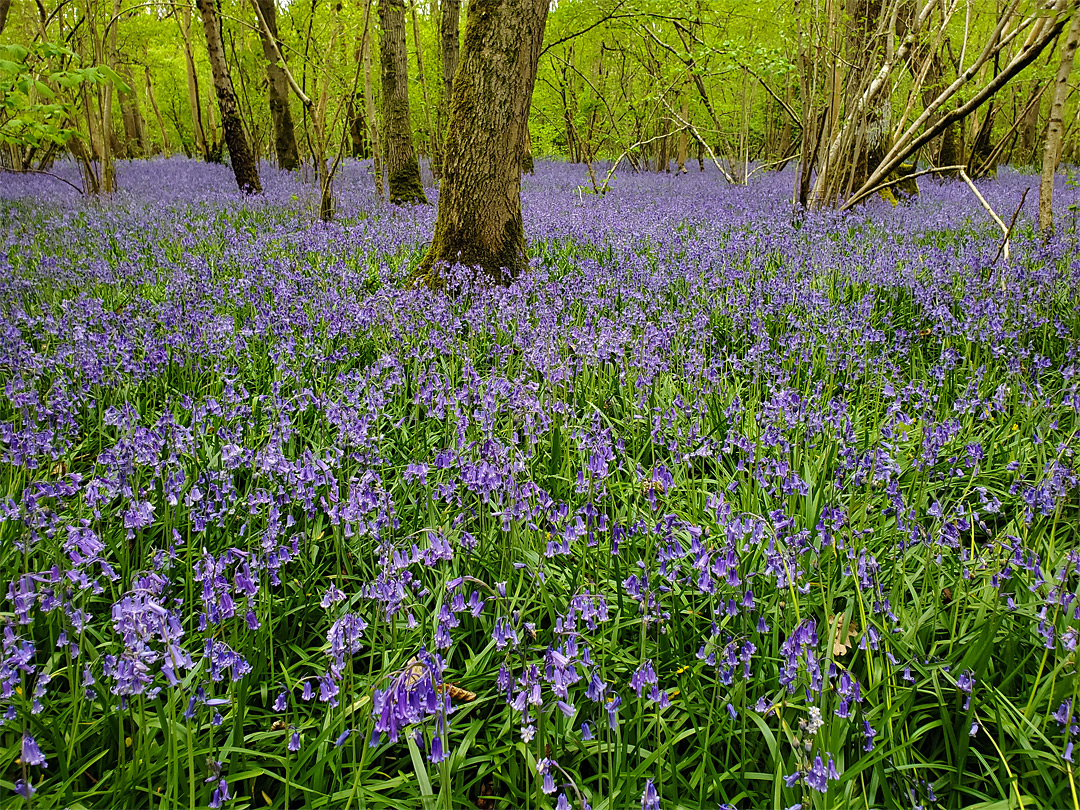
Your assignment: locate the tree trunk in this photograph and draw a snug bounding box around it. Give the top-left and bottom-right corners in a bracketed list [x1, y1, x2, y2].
[379, 0, 426, 203]
[0, 0, 11, 36]
[676, 96, 688, 174]
[119, 69, 146, 158]
[411, 0, 439, 177]
[440, 0, 460, 151]
[522, 122, 534, 174]
[179, 5, 209, 159]
[1039, 9, 1080, 235]
[145, 67, 171, 154]
[417, 0, 549, 286]
[255, 0, 300, 170]
[197, 0, 261, 192]
[362, 0, 383, 197]
[1020, 80, 1044, 164]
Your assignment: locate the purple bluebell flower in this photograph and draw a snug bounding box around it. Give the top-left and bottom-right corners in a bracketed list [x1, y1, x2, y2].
[641, 778, 660, 810]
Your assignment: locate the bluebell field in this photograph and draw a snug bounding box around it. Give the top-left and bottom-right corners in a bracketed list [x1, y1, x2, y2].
[0, 158, 1079, 809]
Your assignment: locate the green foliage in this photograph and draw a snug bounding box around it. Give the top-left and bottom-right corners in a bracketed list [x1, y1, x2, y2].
[0, 42, 129, 151]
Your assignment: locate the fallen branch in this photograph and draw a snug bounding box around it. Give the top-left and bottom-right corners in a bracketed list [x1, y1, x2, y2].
[0, 166, 85, 194]
[991, 187, 1030, 269]
[960, 168, 1018, 290]
[844, 165, 966, 208]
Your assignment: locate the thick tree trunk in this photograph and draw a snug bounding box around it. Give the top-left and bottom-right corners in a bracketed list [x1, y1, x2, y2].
[417, 0, 549, 286]
[1039, 10, 1080, 235]
[254, 0, 299, 170]
[379, 0, 426, 203]
[0, 0, 11, 36]
[197, 0, 261, 192]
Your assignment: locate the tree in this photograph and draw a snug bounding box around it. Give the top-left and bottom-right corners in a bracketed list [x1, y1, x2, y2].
[196, 0, 261, 192]
[253, 0, 300, 170]
[1039, 8, 1080, 235]
[440, 0, 460, 141]
[416, 0, 549, 287]
[379, 0, 426, 203]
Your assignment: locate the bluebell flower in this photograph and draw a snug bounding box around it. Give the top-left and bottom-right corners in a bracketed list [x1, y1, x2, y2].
[641, 778, 660, 810]
[22, 733, 46, 767]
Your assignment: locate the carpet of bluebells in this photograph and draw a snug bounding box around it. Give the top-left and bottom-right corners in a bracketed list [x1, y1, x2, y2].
[1, 159, 1079, 810]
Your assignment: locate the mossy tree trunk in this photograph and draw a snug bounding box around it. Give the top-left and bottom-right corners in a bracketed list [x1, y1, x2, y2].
[379, 0, 426, 204]
[197, 0, 261, 192]
[255, 0, 299, 170]
[416, 0, 549, 287]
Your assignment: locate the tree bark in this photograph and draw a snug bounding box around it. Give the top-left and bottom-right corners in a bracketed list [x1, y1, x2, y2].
[1020, 80, 1044, 163]
[417, 0, 549, 286]
[411, 0, 439, 177]
[255, 0, 300, 170]
[0, 0, 11, 36]
[197, 0, 261, 192]
[440, 0, 461, 138]
[522, 122, 534, 174]
[676, 95, 688, 174]
[363, 0, 383, 197]
[1039, 9, 1080, 235]
[119, 69, 146, 158]
[178, 4, 209, 159]
[145, 67, 171, 154]
[379, 0, 427, 203]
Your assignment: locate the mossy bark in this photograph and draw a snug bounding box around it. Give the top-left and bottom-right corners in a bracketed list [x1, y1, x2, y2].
[197, 0, 261, 193]
[255, 0, 299, 171]
[415, 0, 549, 288]
[379, 0, 427, 204]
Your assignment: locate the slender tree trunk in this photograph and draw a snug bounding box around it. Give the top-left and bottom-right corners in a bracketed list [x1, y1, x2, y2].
[178, 5, 208, 159]
[379, 0, 426, 203]
[676, 96, 688, 174]
[254, 0, 300, 169]
[348, 31, 369, 157]
[362, 0, 383, 197]
[0, 0, 11, 35]
[417, 0, 549, 286]
[440, 0, 460, 151]
[1039, 9, 1080, 235]
[197, 0, 261, 191]
[119, 69, 146, 157]
[145, 68, 171, 154]
[410, 0, 439, 177]
[1020, 80, 1044, 163]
